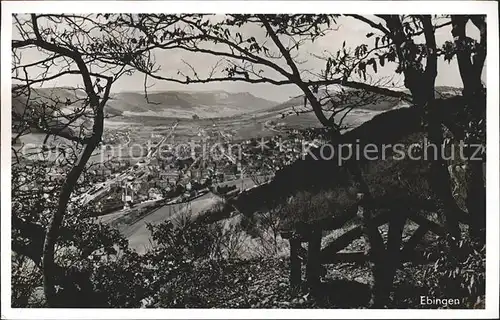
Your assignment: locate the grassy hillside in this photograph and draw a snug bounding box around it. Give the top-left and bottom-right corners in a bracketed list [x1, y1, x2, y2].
[265, 87, 402, 116]
[12, 85, 460, 125]
[11, 86, 123, 125]
[12, 87, 280, 122]
[107, 90, 280, 118]
[263, 85, 460, 117]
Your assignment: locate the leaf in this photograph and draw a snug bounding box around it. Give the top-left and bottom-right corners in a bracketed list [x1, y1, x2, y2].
[366, 32, 374, 38]
[379, 55, 385, 67]
[342, 40, 346, 48]
[358, 61, 366, 71]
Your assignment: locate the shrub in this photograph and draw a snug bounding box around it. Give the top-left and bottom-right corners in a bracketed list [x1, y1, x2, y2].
[417, 235, 485, 308]
[142, 215, 251, 307]
[91, 249, 151, 308]
[11, 254, 42, 307]
[196, 199, 232, 225]
[279, 188, 358, 229]
[239, 212, 260, 238]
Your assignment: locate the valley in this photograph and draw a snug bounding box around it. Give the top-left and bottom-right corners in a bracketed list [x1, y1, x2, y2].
[11, 87, 409, 253]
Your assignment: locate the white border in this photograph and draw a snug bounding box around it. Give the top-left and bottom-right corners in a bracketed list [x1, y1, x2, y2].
[1, 1, 499, 319]
[1, 0, 500, 14]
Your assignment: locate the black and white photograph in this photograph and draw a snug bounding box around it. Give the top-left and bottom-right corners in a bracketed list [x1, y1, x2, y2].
[1, 1, 499, 319]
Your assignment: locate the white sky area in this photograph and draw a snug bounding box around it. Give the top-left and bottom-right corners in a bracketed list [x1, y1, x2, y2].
[13, 15, 486, 103]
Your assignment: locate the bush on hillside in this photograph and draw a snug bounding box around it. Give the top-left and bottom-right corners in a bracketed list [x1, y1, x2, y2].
[239, 212, 261, 238]
[196, 199, 232, 224]
[141, 216, 252, 307]
[416, 235, 485, 308]
[278, 188, 358, 230]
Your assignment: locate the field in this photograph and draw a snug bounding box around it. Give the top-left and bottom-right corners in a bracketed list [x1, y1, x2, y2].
[106, 105, 386, 144]
[81, 104, 387, 258]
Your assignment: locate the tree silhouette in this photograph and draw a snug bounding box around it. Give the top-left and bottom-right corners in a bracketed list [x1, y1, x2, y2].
[11, 13, 487, 308]
[124, 14, 486, 307]
[12, 13, 186, 306]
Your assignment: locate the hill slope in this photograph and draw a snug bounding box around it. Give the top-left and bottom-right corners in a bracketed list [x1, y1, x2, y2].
[265, 86, 403, 116]
[263, 85, 461, 118]
[107, 90, 280, 118]
[12, 87, 281, 120]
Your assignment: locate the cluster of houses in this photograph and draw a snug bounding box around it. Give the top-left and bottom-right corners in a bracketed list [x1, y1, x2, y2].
[236, 128, 329, 177]
[109, 126, 329, 210]
[101, 128, 130, 146]
[35, 125, 332, 215]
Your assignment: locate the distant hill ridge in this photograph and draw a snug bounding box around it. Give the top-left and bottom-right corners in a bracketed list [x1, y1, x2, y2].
[11, 86, 461, 134]
[108, 89, 280, 118]
[12, 87, 281, 120]
[264, 86, 461, 116]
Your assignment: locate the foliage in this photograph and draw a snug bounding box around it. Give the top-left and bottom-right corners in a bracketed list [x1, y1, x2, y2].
[239, 213, 261, 238]
[196, 199, 233, 225]
[279, 188, 358, 228]
[11, 254, 43, 307]
[417, 235, 485, 308]
[140, 217, 249, 307]
[11, 156, 132, 307]
[91, 249, 151, 308]
[10, 13, 488, 309]
[363, 133, 432, 200]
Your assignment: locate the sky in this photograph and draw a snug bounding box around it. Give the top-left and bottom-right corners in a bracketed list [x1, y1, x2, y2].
[13, 15, 486, 103]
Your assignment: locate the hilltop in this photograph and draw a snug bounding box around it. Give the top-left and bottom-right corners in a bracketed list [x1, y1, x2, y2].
[11, 86, 280, 119]
[262, 86, 461, 116]
[12, 85, 461, 122]
[11, 87, 281, 141]
[11, 85, 462, 144]
[106, 90, 280, 118]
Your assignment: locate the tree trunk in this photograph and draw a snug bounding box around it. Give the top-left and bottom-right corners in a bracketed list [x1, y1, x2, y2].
[465, 159, 486, 243]
[372, 213, 406, 308]
[24, 14, 114, 307]
[42, 141, 100, 306]
[306, 228, 322, 293]
[450, 15, 487, 244]
[381, 15, 463, 245]
[355, 194, 387, 307]
[42, 77, 111, 307]
[426, 116, 462, 242]
[346, 157, 387, 308]
[461, 91, 486, 245]
[359, 208, 387, 308]
[289, 236, 302, 292]
[401, 224, 428, 260]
